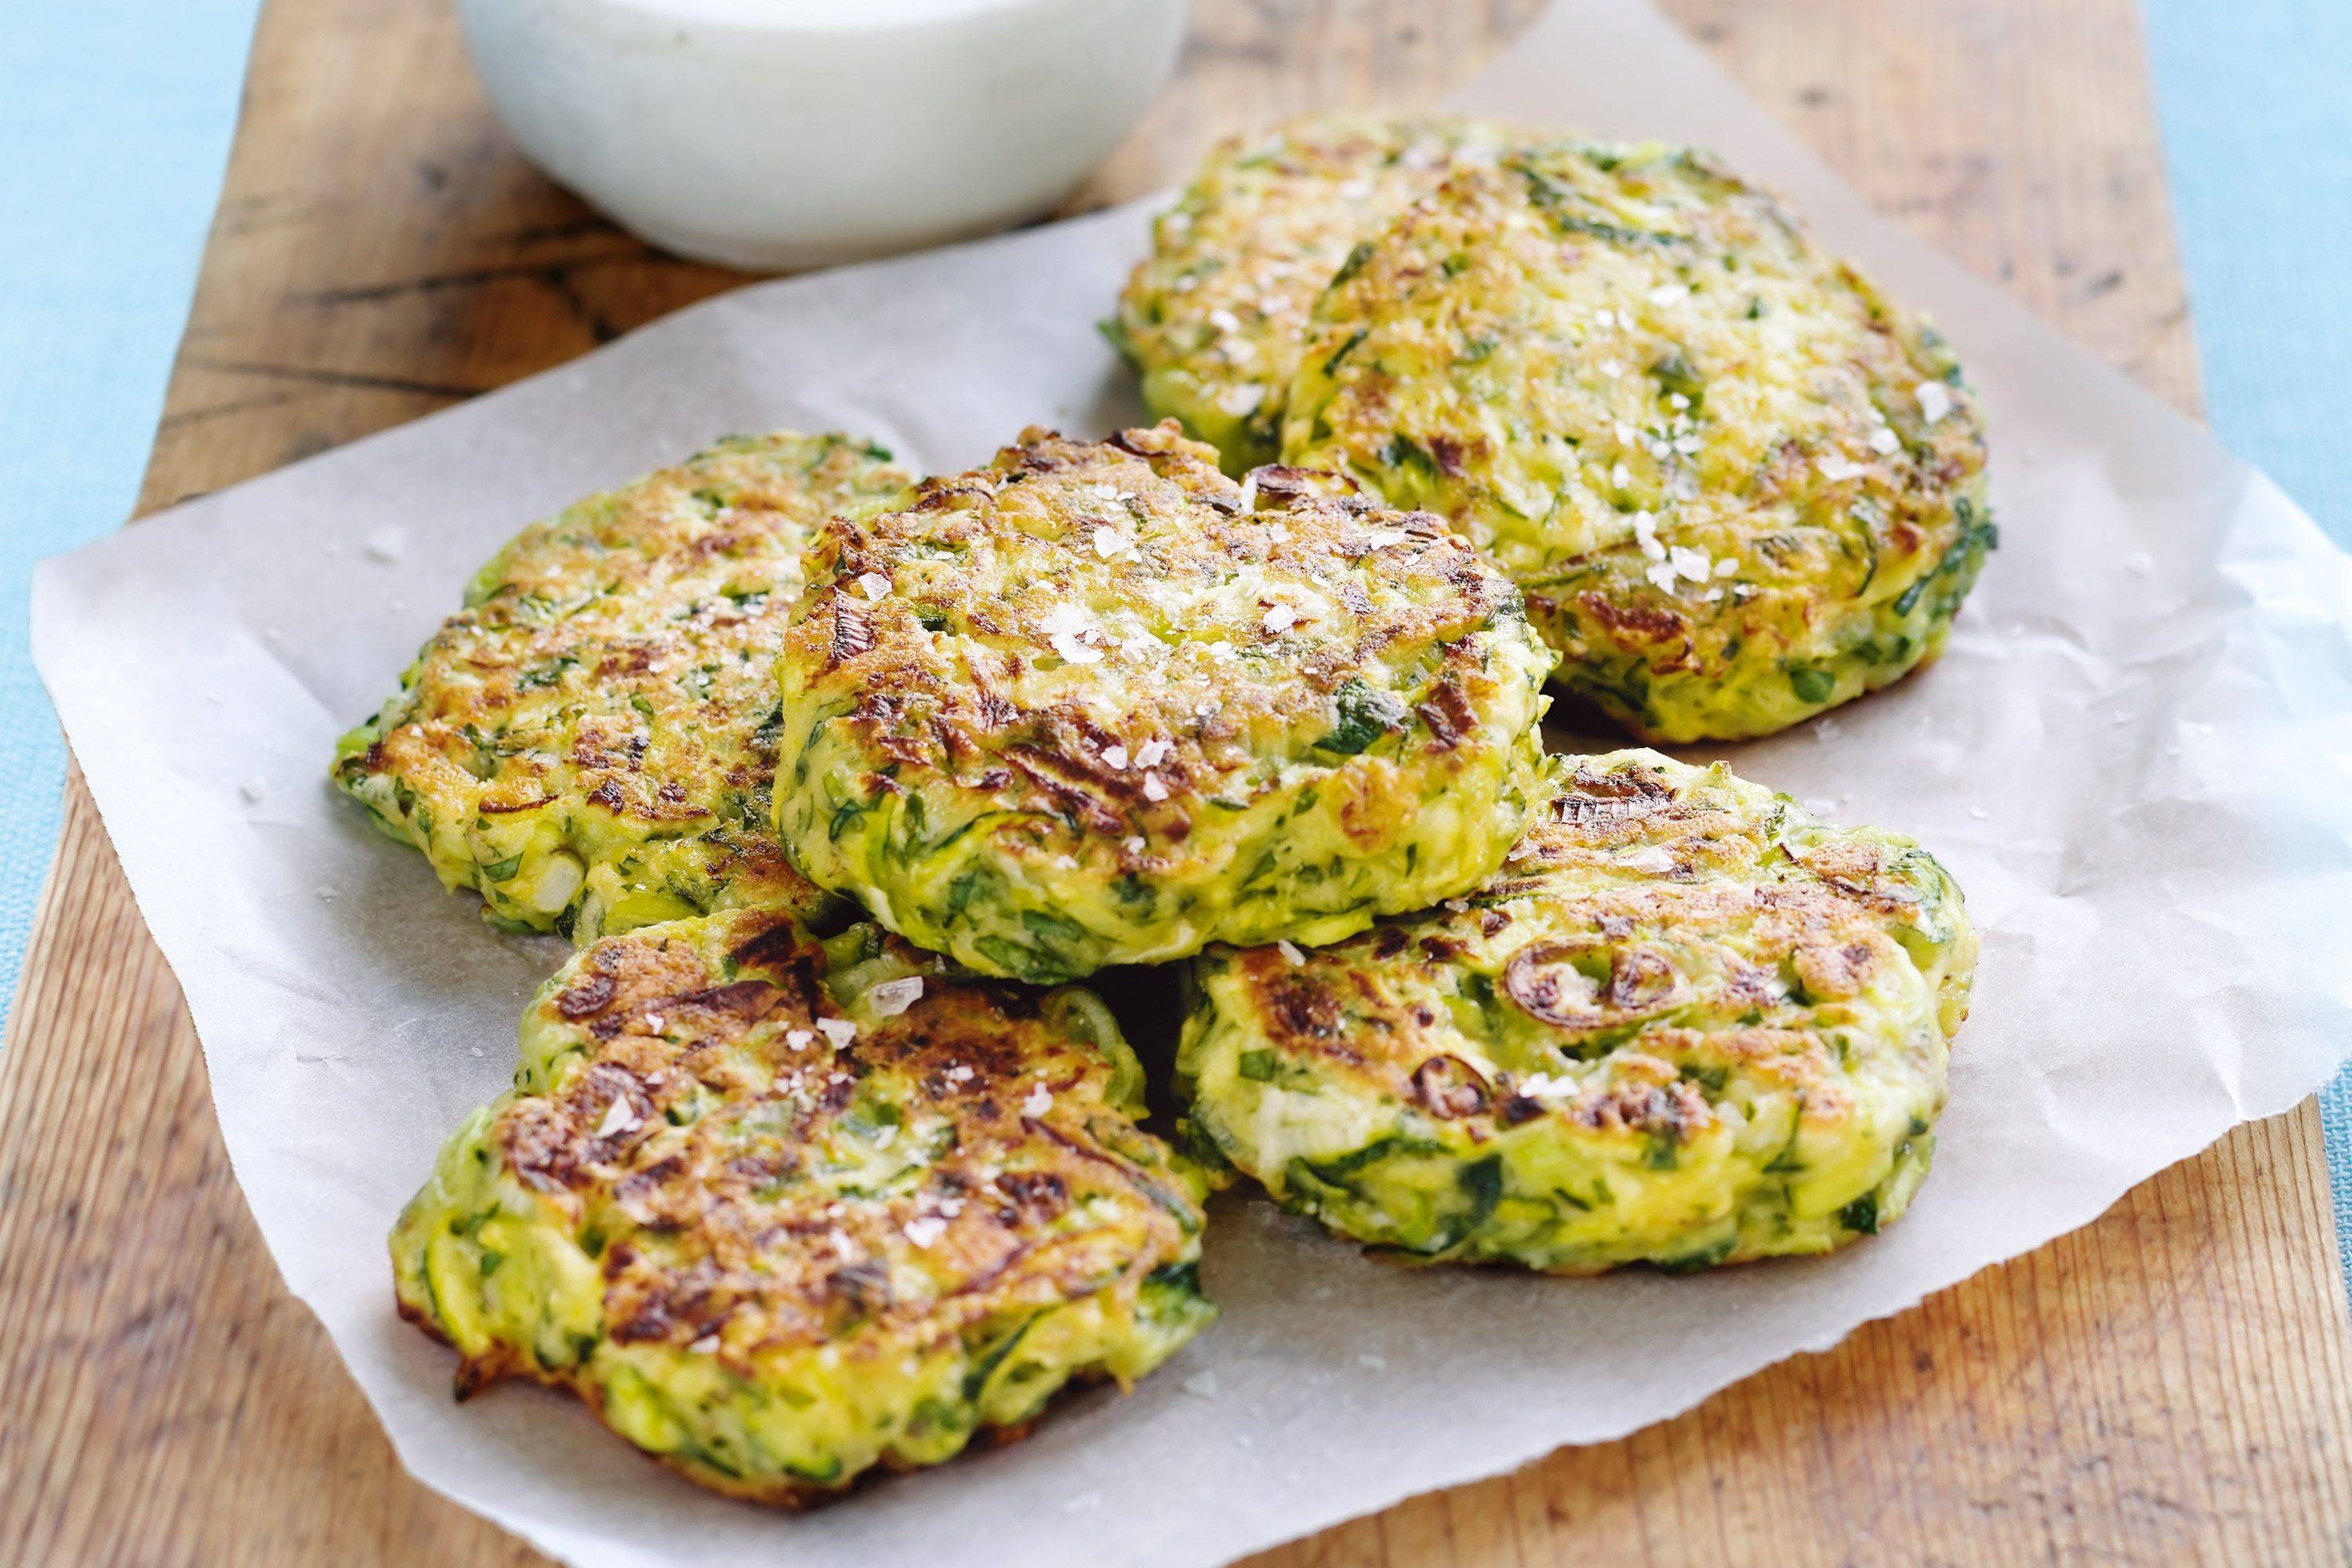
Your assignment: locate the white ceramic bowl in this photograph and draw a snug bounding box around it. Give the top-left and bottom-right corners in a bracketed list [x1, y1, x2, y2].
[456, 0, 1190, 271]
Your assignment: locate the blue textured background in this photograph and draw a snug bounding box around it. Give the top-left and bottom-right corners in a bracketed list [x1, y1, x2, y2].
[2, 2, 2347, 1277]
[2142, 0, 2352, 1287]
[0, 0, 263, 1011]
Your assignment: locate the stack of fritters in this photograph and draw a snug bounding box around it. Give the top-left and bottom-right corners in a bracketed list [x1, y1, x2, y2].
[343, 111, 1986, 1508]
[347, 423, 1562, 1498]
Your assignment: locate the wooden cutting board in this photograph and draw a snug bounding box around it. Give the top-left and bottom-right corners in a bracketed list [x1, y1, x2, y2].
[5, 2, 2350, 1564]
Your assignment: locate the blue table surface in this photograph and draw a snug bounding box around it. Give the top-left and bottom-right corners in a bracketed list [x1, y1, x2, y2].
[3, 2, 2348, 1285]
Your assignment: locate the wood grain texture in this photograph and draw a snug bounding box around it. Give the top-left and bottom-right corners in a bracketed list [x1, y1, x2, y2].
[5, 2, 2348, 1565]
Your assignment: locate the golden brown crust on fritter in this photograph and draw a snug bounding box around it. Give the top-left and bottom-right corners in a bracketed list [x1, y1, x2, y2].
[390, 909, 1212, 1502]
[335, 434, 910, 939]
[502, 915, 1192, 1360]
[1114, 114, 1526, 469]
[1281, 143, 1992, 742]
[771, 423, 1555, 981]
[1179, 750, 1977, 1273]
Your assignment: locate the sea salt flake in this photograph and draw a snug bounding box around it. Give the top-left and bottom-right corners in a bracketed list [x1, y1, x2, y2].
[1715, 556, 1739, 578]
[902, 1215, 949, 1248]
[1123, 835, 1146, 855]
[1102, 744, 1131, 771]
[595, 1096, 641, 1138]
[1134, 738, 1171, 768]
[1633, 510, 1664, 561]
[816, 1017, 858, 1048]
[1022, 1083, 1053, 1117]
[1038, 603, 1093, 638]
[1817, 456, 1871, 481]
[1668, 544, 1711, 582]
[1915, 381, 1955, 423]
[1610, 462, 1632, 489]
[785, 1029, 814, 1049]
[1645, 561, 1680, 593]
[1276, 940, 1305, 966]
[1869, 427, 1902, 456]
[866, 976, 924, 1018]
[1648, 283, 1688, 307]
[1262, 604, 1298, 634]
[1050, 632, 1103, 666]
[1142, 772, 1170, 803]
[1622, 845, 1677, 874]
[1092, 525, 1127, 559]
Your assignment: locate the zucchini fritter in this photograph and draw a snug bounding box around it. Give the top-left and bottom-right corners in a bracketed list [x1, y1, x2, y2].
[1178, 750, 1976, 1274]
[1111, 114, 1522, 471]
[391, 909, 1214, 1504]
[334, 433, 912, 942]
[1282, 143, 1993, 742]
[770, 423, 1555, 985]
